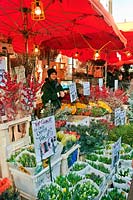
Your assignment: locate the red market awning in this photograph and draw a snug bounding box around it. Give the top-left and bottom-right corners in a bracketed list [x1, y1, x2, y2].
[0, 0, 126, 54]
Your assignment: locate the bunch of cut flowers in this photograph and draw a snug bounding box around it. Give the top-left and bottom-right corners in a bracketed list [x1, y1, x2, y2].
[89, 86, 128, 111]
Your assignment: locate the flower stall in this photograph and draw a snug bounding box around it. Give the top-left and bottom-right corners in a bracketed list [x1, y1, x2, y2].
[0, 69, 132, 200]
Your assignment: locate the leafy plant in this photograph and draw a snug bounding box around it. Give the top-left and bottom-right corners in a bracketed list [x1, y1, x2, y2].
[114, 177, 126, 184]
[108, 124, 133, 146]
[86, 154, 98, 161]
[55, 176, 72, 188]
[88, 162, 110, 174]
[118, 169, 130, 177]
[85, 173, 103, 186]
[73, 181, 99, 200]
[120, 151, 133, 160]
[67, 121, 108, 153]
[17, 153, 36, 167]
[67, 173, 82, 185]
[0, 188, 20, 200]
[71, 163, 87, 172]
[101, 188, 126, 200]
[90, 106, 107, 117]
[98, 156, 112, 165]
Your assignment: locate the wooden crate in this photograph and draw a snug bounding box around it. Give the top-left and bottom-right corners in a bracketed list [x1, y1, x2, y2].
[0, 116, 31, 178]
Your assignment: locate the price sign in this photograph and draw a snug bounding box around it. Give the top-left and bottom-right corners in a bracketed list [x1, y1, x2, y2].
[69, 82, 78, 102]
[114, 107, 121, 126]
[99, 78, 103, 88]
[114, 80, 118, 91]
[112, 137, 121, 168]
[0, 57, 7, 86]
[83, 82, 90, 96]
[115, 108, 126, 126]
[120, 110, 126, 125]
[32, 116, 57, 163]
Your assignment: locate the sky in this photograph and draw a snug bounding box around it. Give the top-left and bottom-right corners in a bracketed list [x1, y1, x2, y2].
[112, 0, 133, 22]
[100, 0, 133, 23]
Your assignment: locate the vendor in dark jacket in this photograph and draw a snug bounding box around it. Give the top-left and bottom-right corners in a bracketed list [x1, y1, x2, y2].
[41, 68, 65, 110]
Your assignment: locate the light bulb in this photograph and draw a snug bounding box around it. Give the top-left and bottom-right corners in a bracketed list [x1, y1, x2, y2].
[127, 51, 131, 57]
[75, 52, 79, 57]
[34, 46, 39, 53]
[35, 6, 41, 15]
[94, 51, 100, 60]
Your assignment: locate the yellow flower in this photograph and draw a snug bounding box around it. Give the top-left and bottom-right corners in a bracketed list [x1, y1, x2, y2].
[62, 188, 66, 192]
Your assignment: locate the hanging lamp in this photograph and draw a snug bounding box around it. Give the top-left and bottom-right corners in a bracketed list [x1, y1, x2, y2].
[31, 0, 45, 21]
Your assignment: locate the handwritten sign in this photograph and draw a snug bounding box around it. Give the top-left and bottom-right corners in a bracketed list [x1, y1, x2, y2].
[83, 82, 90, 96]
[112, 137, 121, 168]
[32, 116, 57, 163]
[69, 82, 78, 102]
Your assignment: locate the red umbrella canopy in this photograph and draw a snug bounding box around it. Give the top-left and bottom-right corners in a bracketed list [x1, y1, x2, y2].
[0, 0, 126, 54]
[121, 31, 133, 53]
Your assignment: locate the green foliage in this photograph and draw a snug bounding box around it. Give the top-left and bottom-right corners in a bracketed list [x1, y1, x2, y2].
[66, 173, 82, 185]
[67, 121, 108, 153]
[101, 188, 126, 200]
[0, 188, 20, 200]
[108, 124, 133, 146]
[73, 181, 99, 200]
[85, 173, 103, 186]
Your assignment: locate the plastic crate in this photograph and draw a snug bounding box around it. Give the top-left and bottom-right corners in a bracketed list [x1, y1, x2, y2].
[61, 144, 80, 175]
[9, 157, 61, 197]
[0, 116, 31, 178]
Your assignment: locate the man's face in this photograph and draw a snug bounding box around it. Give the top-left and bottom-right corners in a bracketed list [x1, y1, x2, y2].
[50, 72, 57, 80]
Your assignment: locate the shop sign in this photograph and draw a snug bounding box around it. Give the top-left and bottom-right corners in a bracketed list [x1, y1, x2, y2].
[32, 116, 57, 163]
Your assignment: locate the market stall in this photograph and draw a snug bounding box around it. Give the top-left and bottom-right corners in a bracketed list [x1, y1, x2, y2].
[0, 1, 133, 200]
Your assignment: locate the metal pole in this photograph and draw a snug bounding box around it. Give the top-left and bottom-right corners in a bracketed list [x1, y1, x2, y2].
[72, 57, 74, 81]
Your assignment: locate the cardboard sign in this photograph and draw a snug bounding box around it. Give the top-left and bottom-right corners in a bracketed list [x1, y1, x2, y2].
[112, 137, 121, 168]
[32, 116, 57, 163]
[69, 82, 78, 102]
[83, 82, 90, 96]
